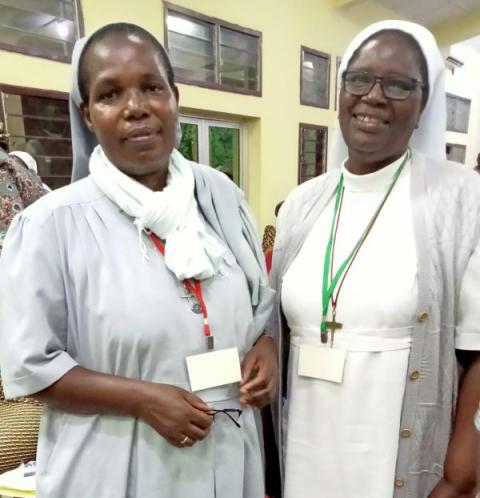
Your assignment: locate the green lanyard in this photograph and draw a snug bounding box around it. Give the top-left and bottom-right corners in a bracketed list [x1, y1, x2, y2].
[320, 150, 410, 342]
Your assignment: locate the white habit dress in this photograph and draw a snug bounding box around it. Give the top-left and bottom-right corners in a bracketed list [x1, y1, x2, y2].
[281, 154, 480, 497]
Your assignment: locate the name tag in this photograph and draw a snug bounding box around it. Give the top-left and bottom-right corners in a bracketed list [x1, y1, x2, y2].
[298, 344, 346, 383]
[186, 347, 242, 392]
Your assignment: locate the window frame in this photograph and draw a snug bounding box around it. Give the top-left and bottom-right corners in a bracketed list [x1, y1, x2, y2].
[297, 123, 328, 185]
[179, 115, 244, 188]
[164, 2, 262, 97]
[300, 46, 331, 109]
[0, 83, 72, 190]
[334, 56, 342, 111]
[446, 142, 467, 164]
[446, 92, 471, 134]
[298, 123, 328, 184]
[0, 0, 84, 63]
[0, 83, 68, 101]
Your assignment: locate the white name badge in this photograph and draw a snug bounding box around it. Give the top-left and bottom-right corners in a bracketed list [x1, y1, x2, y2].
[298, 344, 346, 383]
[186, 347, 242, 392]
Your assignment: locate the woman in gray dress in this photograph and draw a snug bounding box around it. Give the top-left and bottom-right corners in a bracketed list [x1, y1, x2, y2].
[0, 23, 276, 498]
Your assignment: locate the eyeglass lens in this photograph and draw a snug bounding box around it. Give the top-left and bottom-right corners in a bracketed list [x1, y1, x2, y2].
[344, 72, 419, 100]
[207, 409, 242, 428]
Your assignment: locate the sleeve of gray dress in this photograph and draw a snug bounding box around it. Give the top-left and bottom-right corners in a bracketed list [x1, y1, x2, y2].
[238, 198, 275, 334]
[0, 211, 78, 399]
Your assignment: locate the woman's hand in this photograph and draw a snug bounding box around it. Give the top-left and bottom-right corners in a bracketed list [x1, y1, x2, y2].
[136, 383, 213, 448]
[240, 335, 278, 408]
[430, 353, 480, 498]
[34, 366, 213, 448]
[428, 477, 475, 498]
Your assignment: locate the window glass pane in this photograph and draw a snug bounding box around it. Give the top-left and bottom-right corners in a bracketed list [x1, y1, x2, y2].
[209, 126, 240, 185]
[167, 12, 215, 84]
[178, 123, 199, 162]
[302, 157, 317, 177]
[219, 27, 259, 91]
[0, 0, 78, 60]
[0, 0, 75, 20]
[3, 92, 72, 190]
[446, 94, 471, 133]
[299, 125, 327, 183]
[301, 50, 330, 108]
[165, 8, 261, 95]
[446, 143, 466, 164]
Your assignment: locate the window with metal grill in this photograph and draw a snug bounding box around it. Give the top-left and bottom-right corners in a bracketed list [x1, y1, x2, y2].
[0, 0, 83, 62]
[298, 123, 328, 184]
[165, 3, 261, 96]
[1, 85, 72, 190]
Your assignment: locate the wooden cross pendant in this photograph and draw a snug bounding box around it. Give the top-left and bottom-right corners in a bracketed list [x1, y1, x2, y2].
[322, 316, 343, 345]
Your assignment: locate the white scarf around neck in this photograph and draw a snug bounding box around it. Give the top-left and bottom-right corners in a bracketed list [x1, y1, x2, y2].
[89, 146, 227, 280]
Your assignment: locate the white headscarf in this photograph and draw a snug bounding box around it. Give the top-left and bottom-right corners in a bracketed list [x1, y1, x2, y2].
[328, 20, 446, 170]
[9, 151, 38, 173]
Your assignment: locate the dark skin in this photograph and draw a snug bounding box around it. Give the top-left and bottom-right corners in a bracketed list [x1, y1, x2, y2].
[80, 32, 178, 192]
[35, 31, 277, 448]
[474, 153, 480, 173]
[339, 34, 425, 175]
[339, 33, 479, 498]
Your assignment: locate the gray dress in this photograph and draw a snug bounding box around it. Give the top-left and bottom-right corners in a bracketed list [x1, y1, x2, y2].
[0, 175, 267, 498]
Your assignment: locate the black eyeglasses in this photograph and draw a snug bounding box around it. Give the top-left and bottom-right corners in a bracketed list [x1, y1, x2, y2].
[343, 71, 426, 100]
[207, 409, 242, 428]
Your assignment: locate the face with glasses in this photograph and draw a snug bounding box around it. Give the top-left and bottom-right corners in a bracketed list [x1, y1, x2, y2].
[339, 32, 427, 173]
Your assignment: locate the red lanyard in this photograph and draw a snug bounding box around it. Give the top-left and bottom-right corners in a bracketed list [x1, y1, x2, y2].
[149, 232, 214, 350]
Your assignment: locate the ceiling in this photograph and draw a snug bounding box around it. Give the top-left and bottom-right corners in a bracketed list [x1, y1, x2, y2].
[376, 0, 480, 27]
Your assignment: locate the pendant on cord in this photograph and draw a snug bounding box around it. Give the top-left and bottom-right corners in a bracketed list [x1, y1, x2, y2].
[179, 284, 203, 314]
[321, 311, 343, 346]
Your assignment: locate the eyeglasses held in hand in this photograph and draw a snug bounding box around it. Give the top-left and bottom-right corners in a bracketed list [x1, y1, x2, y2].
[207, 408, 242, 428]
[342, 71, 427, 100]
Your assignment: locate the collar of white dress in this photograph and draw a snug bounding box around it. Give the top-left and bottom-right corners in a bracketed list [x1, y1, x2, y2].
[341, 151, 409, 193]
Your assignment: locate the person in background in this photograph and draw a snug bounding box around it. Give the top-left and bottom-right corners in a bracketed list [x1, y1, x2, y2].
[0, 123, 46, 475]
[474, 152, 480, 174]
[0, 122, 46, 250]
[8, 151, 51, 192]
[0, 23, 277, 498]
[0, 122, 8, 160]
[476, 406, 480, 498]
[268, 20, 480, 498]
[262, 201, 283, 273]
[262, 202, 284, 498]
[1, 118, 51, 191]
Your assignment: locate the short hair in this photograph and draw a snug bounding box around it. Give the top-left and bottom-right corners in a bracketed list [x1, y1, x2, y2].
[347, 29, 430, 106]
[78, 23, 175, 103]
[274, 201, 284, 218]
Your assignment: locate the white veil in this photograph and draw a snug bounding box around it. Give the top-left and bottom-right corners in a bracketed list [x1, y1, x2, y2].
[328, 20, 446, 170]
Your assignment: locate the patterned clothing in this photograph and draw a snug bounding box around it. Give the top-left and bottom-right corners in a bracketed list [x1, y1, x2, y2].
[262, 225, 276, 254]
[0, 155, 46, 252]
[262, 225, 276, 273]
[0, 154, 46, 474]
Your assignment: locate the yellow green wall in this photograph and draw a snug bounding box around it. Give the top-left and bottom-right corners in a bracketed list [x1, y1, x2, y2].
[0, 0, 406, 229]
